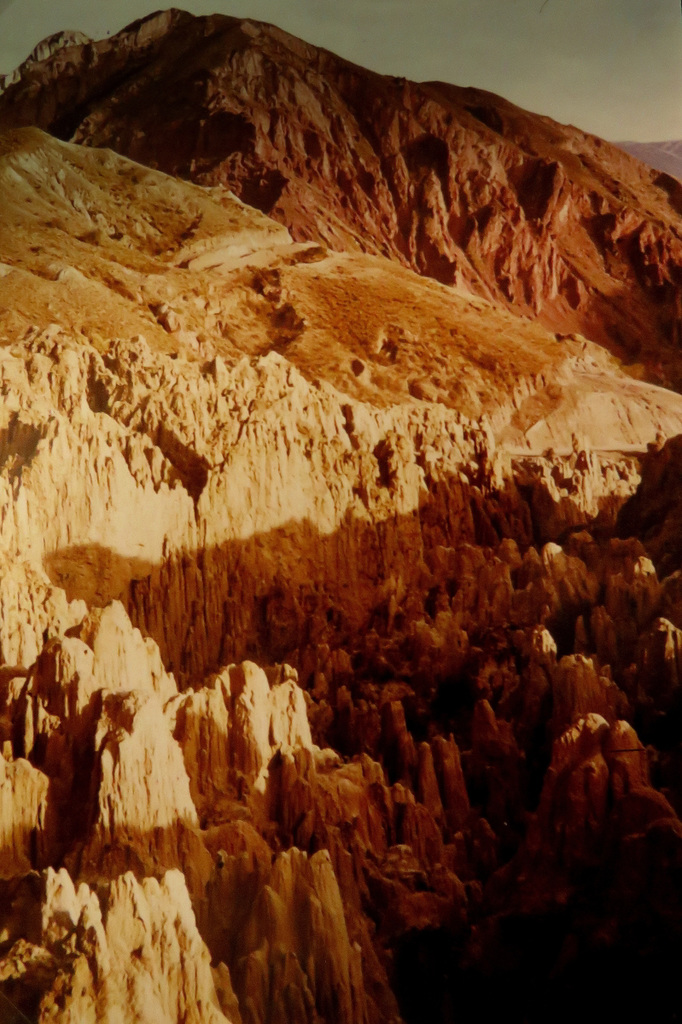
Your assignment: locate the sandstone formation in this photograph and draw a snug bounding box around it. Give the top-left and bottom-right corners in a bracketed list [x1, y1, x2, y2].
[0, 24, 681, 1024]
[0, 867, 232, 1023]
[2, 11, 682, 384]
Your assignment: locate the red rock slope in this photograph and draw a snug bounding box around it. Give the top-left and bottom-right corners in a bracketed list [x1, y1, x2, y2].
[2, 9, 682, 383]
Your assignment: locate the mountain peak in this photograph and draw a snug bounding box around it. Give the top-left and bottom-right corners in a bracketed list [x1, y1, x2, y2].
[1, 10, 681, 384]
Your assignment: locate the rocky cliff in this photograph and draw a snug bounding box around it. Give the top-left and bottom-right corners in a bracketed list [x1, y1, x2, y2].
[1, 10, 682, 386]
[0, 34, 682, 1024]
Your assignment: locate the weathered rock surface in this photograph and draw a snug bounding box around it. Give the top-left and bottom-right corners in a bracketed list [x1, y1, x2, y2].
[0, 90, 681, 1024]
[206, 847, 368, 1024]
[0, 867, 232, 1023]
[0, 753, 48, 877]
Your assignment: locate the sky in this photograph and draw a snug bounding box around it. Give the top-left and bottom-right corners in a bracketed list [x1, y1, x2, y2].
[0, 0, 680, 142]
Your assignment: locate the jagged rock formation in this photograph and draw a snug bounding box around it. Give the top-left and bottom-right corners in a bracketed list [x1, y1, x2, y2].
[2, 10, 682, 384]
[0, 75, 682, 1024]
[0, 30, 92, 94]
[0, 867, 232, 1023]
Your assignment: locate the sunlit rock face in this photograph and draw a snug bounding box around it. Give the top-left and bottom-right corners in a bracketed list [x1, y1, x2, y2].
[2, 10, 682, 386]
[0, 27, 681, 1023]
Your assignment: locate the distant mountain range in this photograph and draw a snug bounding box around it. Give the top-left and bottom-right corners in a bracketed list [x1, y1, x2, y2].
[617, 140, 682, 182]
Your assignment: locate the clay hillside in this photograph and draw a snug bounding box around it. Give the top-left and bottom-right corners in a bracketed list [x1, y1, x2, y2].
[0, 11, 682, 1024]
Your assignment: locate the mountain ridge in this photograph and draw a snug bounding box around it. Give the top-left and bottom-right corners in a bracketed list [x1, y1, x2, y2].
[1, 9, 682, 383]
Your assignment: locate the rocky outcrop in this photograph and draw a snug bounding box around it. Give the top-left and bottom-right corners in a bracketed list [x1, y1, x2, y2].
[0, 121, 681, 1023]
[0, 753, 49, 877]
[0, 867, 233, 1023]
[0, 30, 92, 94]
[0, 592, 398, 1021]
[513, 444, 641, 543]
[171, 660, 313, 820]
[526, 713, 664, 869]
[206, 847, 368, 1024]
[2, 13, 682, 378]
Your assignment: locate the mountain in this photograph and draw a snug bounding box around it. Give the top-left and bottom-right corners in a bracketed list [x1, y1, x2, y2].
[1, 9, 682, 385]
[617, 139, 682, 183]
[1, 14, 682, 1024]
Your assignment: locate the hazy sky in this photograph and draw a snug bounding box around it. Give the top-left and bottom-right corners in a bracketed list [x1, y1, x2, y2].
[0, 0, 680, 141]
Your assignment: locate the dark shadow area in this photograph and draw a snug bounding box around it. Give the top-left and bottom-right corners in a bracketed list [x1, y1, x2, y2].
[464, 103, 504, 136]
[455, 916, 682, 1024]
[393, 927, 459, 1024]
[43, 544, 154, 608]
[19, 451, 681, 1024]
[404, 133, 450, 199]
[36, 461, 535, 689]
[654, 171, 682, 217]
[617, 434, 682, 578]
[154, 423, 210, 503]
[508, 157, 562, 223]
[0, 416, 46, 474]
[3, 812, 679, 1024]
